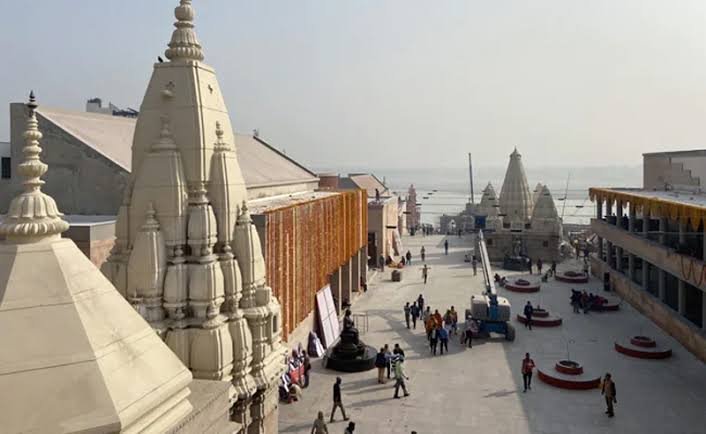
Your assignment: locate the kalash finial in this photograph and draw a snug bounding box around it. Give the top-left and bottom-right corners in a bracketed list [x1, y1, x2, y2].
[213, 121, 231, 152]
[0, 92, 69, 242]
[164, 0, 204, 62]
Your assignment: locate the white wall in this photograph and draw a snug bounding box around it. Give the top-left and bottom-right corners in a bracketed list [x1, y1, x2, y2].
[0, 142, 10, 158]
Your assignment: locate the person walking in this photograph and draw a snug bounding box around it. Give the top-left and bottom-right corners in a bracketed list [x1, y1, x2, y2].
[438, 325, 449, 355]
[311, 411, 329, 434]
[422, 264, 430, 284]
[375, 348, 387, 383]
[329, 377, 349, 422]
[393, 356, 410, 399]
[601, 373, 617, 417]
[449, 306, 459, 335]
[384, 344, 393, 380]
[528, 258, 533, 275]
[417, 294, 425, 314]
[410, 301, 419, 329]
[463, 321, 473, 348]
[537, 258, 543, 274]
[429, 326, 438, 355]
[523, 301, 534, 330]
[393, 343, 405, 358]
[521, 353, 535, 392]
[406, 250, 412, 265]
[420, 246, 426, 262]
[472, 256, 477, 275]
[303, 350, 312, 387]
[344, 421, 356, 434]
[403, 302, 411, 329]
[551, 260, 557, 277]
[444, 239, 449, 255]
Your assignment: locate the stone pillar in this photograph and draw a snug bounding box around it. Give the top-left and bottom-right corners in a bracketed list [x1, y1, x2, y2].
[341, 260, 352, 305]
[628, 204, 635, 232]
[351, 253, 361, 293]
[628, 253, 635, 282]
[658, 269, 666, 301]
[679, 220, 686, 245]
[597, 236, 604, 261]
[678, 280, 686, 315]
[617, 200, 623, 225]
[596, 198, 603, 219]
[330, 269, 342, 314]
[616, 247, 623, 273]
[359, 247, 368, 282]
[642, 260, 649, 291]
[606, 241, 613, 269]
[659, 217, 667, 245]
[643, 213, 649, 237]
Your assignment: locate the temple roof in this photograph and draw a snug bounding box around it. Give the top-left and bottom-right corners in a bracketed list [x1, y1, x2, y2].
[499, 147, 533, 222]
[531, 184, 559, 221]
[0, 94, 192, 433]
[31, 106, 318, 188]
[340, 173, 389, 198]
[477, 182, 499, 217]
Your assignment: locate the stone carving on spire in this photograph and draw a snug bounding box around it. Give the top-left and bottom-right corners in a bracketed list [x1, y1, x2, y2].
[165, 0, 205, 62]
[0, 92, 69, 242]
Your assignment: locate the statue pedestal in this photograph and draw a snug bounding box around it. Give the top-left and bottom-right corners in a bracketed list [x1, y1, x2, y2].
[323, 321, 376, 372]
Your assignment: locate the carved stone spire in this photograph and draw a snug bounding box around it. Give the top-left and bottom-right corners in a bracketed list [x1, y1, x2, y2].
[0, 92, 69, 243]
[165, 0, 204, 62]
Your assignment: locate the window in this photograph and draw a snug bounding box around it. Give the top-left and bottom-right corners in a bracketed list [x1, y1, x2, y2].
[542, 241, 549, 247]
[1, 157, 10, 179]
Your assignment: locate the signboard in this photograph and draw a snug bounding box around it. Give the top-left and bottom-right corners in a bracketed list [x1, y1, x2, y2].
[316, 285, 340, 348]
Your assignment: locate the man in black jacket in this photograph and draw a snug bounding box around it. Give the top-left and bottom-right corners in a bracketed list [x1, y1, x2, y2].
[330, 377, 349, 422]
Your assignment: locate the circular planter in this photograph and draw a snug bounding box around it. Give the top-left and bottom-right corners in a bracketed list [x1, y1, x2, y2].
[555, 360, 584, 375]
[505, 280, 541, 293]
[516, 313, 563, 327]
[556, 271, 589, 284]
[614, 339, 672, 360]
[630, 336, 656, 348]
[533, 308, 549, 318]
[538, 368, 601, 390]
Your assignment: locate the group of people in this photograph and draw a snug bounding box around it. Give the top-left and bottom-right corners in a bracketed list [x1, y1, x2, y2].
[280, 347, 312, 403]
[373, 344, 411, 398]
[526, 258, 557, 276]
[309, 377, 358, 434]
[570, 289, 608, 313]
[423, 304, 459, 355]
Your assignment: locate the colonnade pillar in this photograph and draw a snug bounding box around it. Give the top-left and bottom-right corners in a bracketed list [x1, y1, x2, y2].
[628, 253, 635, 282]
[659, 217, 666, 245]
[628, 203, 636, 232]
[658, 269, 666, 302]
[606, 241, 613, 268]
[678, 279, 686, 315]
[642, 261, 649, 291]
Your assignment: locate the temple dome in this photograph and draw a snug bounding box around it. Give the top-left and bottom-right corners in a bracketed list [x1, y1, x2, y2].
[499, 147, 533, 224]
[530, 184, 561, 233]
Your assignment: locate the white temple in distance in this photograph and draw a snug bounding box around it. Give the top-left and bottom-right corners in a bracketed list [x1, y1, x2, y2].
[480, 148, 562, 261]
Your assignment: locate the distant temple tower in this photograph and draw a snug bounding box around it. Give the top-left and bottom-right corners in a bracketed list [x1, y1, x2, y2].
[0, 93, 193, 433]
[406, 184, 419, 231]
[486, 148, 561, 261]
[102, 1, 284, 432]
[499, 147, 533, 227]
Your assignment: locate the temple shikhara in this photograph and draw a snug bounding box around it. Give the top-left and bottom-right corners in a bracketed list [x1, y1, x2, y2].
[480, 148, 562, 261]
[100, 0, 284, 431]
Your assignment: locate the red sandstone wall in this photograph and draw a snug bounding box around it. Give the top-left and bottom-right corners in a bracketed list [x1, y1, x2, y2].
[264, 190, 367, 339]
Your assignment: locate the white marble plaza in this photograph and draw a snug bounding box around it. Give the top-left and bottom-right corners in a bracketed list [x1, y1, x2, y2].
[280, 234, 706, 434]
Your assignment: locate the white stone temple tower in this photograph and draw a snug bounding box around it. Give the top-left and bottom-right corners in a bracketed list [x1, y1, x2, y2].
[477, 182, 501, 231]
[499, 147, 533, 227]
[101, 1, 284, 432]
[0, 93, 193, 433]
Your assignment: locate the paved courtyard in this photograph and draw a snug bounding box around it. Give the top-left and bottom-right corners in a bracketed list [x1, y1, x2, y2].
[279, 235, 706, 434]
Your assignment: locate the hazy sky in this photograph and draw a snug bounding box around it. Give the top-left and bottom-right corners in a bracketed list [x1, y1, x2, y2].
[3, 0, 706, 170]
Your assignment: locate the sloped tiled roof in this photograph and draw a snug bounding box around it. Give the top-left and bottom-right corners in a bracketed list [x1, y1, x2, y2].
[34, 106, 318, 188]
[341, 173, 388, 197]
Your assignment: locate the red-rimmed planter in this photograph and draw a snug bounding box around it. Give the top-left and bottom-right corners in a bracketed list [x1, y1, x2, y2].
[533, 308, 549, 318]
[630, 336, 656, 348]
[505, 279, 541, 293]
[555, 360, 584, 375]
[516, 313, 563, 327]
[614, 339, 672, 360]
[556, 271, 589, 284]
[537, 368, 601, 390]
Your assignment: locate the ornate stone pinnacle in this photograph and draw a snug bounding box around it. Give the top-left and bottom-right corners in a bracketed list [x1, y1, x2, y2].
[142, 202, 161, 232]
[0, 92, 69, 242]
[152, 114, 177, 151]
[164, 0, 204, 62]
[214, 121, 230, 152]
